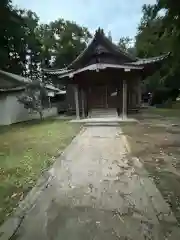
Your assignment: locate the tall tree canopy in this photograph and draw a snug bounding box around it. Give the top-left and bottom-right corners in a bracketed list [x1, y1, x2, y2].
[136, 0, 180, 96]
[37, 19, 91, 69]
[4, 0, 180, 100]
[0, 1, 91, 81]
[0, 0, 25, 74]
[118, 37, 136, 56]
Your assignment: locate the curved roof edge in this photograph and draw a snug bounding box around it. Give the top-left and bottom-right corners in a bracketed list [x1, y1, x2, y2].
[127, 53, 170, 66]
[43, 52, 170, 76]
[42, 68, 72, 75]
[0, 69, 31, 84]
[58, 63, 143, 79]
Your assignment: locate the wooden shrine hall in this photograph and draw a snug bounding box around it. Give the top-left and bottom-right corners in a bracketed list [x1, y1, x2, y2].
[43, 28, 169, 119]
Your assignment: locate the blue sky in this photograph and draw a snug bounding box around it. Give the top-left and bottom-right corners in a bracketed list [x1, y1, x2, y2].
[13, 0, 156, 42]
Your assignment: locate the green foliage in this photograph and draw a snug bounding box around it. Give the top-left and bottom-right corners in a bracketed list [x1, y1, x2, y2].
[0, 0, 26, 74]
[0, 1, 91, 84]
[118, 37, 131, 51]
[136, 1, 180, 96]
[118, 37, 135, 55]
[48, 19, 91, 68]
[17, 82, 47, 120]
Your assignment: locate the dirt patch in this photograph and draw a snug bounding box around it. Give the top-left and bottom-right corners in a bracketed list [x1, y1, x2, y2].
[122, 109, 180, 225]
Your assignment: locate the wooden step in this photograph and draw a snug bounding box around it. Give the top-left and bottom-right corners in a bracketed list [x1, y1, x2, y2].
[89, 108, 118, 118]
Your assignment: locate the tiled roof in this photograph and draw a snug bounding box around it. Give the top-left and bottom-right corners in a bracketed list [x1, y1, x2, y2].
[67, 28, 135, 69]
[42, 68, 73, 75]
[127, 53, 170, 66]
[43, 53, 169, 77]
[0, 86, 25, 92]
[58, 63, 143, 79]
[0, 70, 31, 84]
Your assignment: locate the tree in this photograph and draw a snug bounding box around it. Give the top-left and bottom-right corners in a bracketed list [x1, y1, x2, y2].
[135, 4, 170, 58]
[118, 37, 132, 51]
[17, 81, 47, 120]
[0, 0, 27, 74]
[118, 37, 136, 56]
[36, 19, 91, 85]
[49, 19, 91, 68]
[135, 3, 177, 100]
[0, 2, 43, 78]
[136, 1, 180, 94]
[35, 23, 53, 69]
[0, 1, 91, 87]
[21, 10, 42, 80]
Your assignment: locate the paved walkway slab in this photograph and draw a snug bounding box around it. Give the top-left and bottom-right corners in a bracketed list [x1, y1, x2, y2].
[6, 126, 180, 239]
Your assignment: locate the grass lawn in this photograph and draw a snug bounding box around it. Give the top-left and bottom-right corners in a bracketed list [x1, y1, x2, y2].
[0, 119, 81, 225]
[147, 106, 180, 118]
[122, 107, 180, 225]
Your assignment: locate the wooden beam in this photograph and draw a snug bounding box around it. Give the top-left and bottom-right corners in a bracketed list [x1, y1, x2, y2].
[137, 78, 141, 107]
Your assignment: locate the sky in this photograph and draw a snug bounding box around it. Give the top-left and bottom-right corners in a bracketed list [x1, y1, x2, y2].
[13, 0, 156, 42]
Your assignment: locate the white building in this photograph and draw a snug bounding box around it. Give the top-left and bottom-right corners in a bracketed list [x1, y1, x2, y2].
[0, 70, 60, 125]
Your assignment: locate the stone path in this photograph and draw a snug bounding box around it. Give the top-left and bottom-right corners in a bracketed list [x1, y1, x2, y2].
[9, 126, 180, 239]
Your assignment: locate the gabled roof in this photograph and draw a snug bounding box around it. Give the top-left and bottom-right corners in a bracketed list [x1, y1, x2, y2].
[0, 70, 64, 94]
[42, 28, 170, 76]
[43, 28, 137, 75]
[67, 28, 136, 69]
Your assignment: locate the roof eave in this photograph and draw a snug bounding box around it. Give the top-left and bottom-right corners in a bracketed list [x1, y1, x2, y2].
[58, 63, 143, 79]
[128, 53, 170, 66]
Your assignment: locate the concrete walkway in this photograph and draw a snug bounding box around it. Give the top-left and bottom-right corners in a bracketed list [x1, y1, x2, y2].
[9, 126, 180, 239]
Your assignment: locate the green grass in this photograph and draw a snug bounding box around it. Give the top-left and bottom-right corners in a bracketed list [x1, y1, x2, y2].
[144, 107, 180, 118]
[0, 119, 81, 225]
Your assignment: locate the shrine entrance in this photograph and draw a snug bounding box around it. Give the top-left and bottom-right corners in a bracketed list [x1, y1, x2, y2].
[88, 86, 107, 109]
[88, 84, 118, 110]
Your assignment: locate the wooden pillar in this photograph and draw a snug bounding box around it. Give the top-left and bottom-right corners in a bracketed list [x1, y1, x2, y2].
[137, 79, 141, 106]
[74, 85, 80, 119]
[117, 87, 120, 116]
[122, 79, 127, 119]
[81, 89, 85, 118]
[106, 85, 108, 108]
